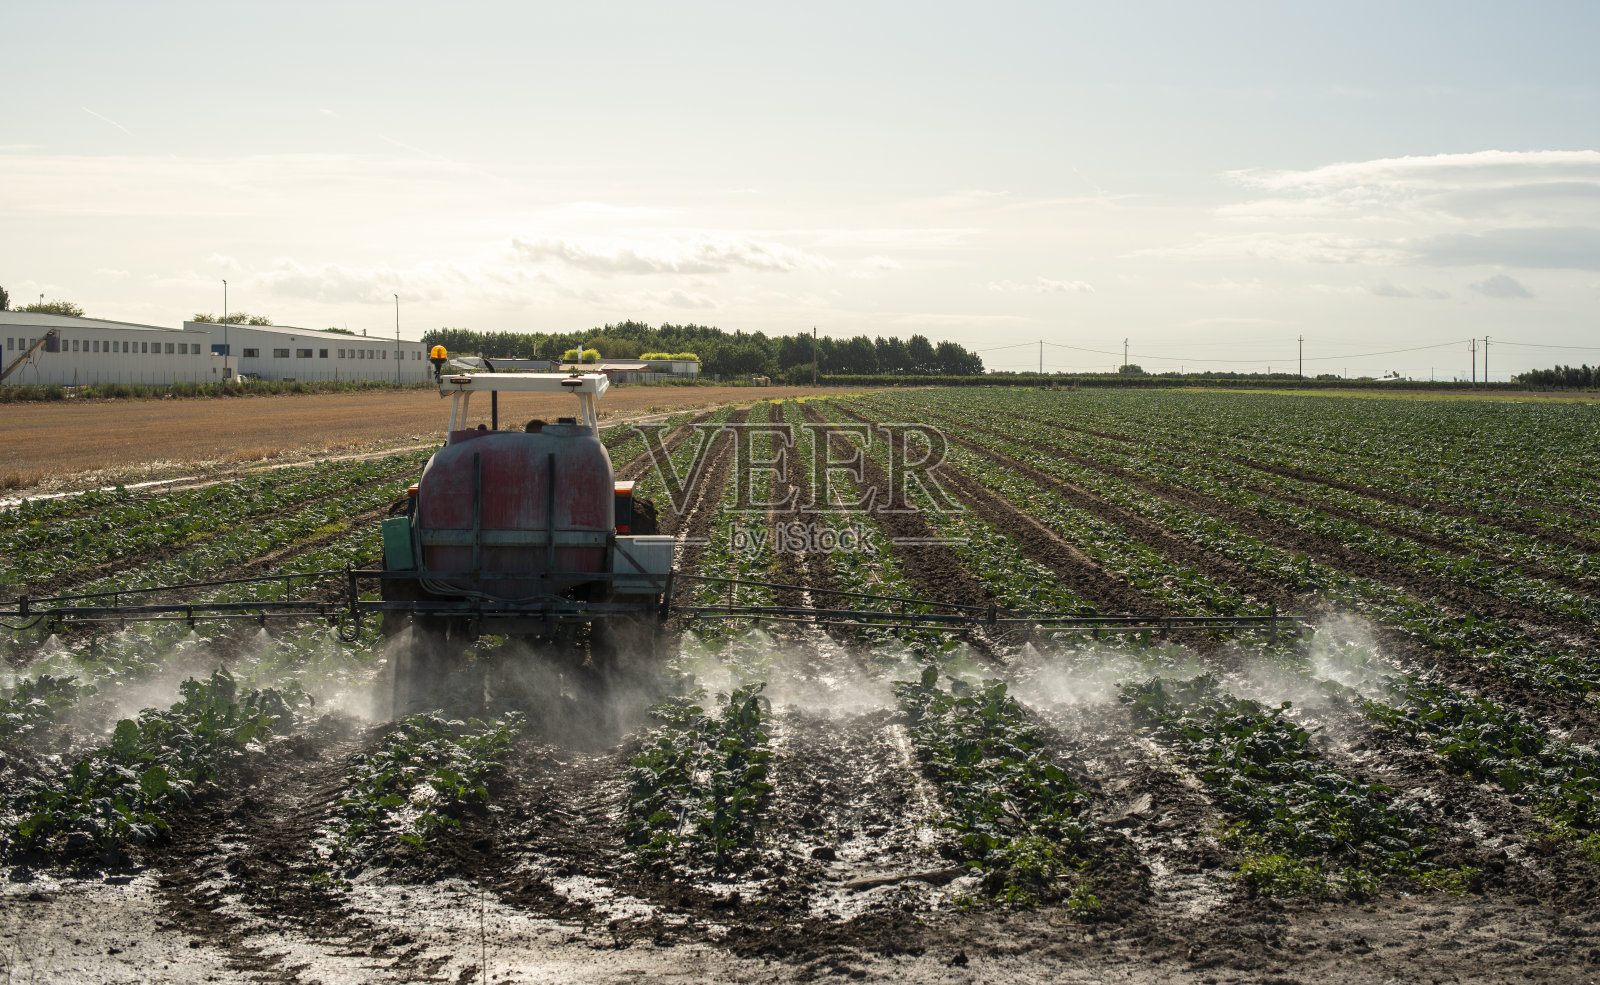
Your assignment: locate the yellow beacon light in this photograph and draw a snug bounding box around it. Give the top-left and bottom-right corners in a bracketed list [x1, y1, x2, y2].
[430, 345, 448, 361]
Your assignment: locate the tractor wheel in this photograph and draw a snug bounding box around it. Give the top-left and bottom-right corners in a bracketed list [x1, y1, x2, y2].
[586, 613, 665, 736]
[383, 616, 452, 719]
[591, 613, 662, 685]
[631, 496, 659, 536]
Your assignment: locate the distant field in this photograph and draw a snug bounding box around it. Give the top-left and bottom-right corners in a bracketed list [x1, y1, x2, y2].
[0, 384, 860, 491]
[1190, 386, 1600, 403]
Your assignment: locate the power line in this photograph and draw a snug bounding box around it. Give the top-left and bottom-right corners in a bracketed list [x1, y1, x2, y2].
[1301, 340, 1469, 362]
[1492, 340, 1600, 351]
[985, 335, 1596, 373]
[972, 341, 1038, 353]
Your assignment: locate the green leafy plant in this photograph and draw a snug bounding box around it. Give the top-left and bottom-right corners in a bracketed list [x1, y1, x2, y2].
[624, 683, 773, 869]
[4, 668, 307, 857]
[329, 712, 523, 868]
[893, 667, 1094, 905]
[0, 675, 87, 746]
[1122, 673, 1458, 896]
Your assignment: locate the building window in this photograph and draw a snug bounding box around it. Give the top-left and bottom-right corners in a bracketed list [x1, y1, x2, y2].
[140, 342, 148, 353]
[273, 348, 290, 358]
[242, 348, 259, 358]
[178, 343, 187, 354]
[367, 349, 374, 359]
[296, 348, 312, 358]
[358, 350, 365, 359]
[319, 349, 328, 358]
[337, 348, 345, 358]
[72, 339, 80, 351]
[123, 341, 130, 353]
[165, 343, 175, 354]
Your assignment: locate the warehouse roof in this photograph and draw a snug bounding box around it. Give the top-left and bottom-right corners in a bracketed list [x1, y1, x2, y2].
[181, 320, 427, 344]
[0, 312, 183, 333]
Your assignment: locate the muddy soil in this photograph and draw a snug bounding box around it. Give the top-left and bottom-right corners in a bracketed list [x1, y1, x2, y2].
[10, 661, 1600, 984]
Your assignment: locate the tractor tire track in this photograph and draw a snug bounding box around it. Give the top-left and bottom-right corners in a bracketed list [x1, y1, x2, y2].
[149, 717, 438, 983]
[833, 402, 1293, 619]
[614, 409, 717, 483]
[798, 404, 991, 618]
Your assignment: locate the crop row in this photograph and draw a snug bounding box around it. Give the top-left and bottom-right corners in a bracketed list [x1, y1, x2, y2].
[0, 674, 85, 746]
[624, 683, 773, 869]
[1015, 390, 1600, 544]
[1003, 413, 1600, 628]
[328, 712, 524, 872]
[0, 453, 426, 594]
[630, 404, 741, 510]
[778, 401, 948, 654]
[1122, 673, 1466, 896]
[2, 667, 309, 859]
[854, 391, 1599, 696]
[690, 402, 777, 615]
[1368, 678, 1600, 862]
[809, 405, 1088, 617]
[894, 667, 1099, 909]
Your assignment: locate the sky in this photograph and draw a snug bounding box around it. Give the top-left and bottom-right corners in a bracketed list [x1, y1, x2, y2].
[2, 1, 1598, 379]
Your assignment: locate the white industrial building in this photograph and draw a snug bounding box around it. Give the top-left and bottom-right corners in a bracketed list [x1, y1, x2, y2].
[1, 312, 431, 386]
[180, 321, 432, 383]
[1, 312, 206, 386]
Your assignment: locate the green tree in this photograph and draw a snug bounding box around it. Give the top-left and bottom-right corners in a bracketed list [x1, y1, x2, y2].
[20, 299, 83, 317]
[324, 326, 355, 335]
[906, 334, 936, 373]
[192, 312, 273, 325]
[1117, 363, 1146, 376]
[0, 285, 9, 311]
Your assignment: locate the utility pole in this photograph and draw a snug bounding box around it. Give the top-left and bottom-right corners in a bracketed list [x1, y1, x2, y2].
[1298, 334, 1304, 378]
[1038, 339, 1042, 375]
[811, 326, 817, 385]
[394, 294, 401, 384]
[1123, 337, 1128, 371]
[1484, 335, 1491, 383]
[1470, 338, 1477, 385]
[222, 279, 228, 379]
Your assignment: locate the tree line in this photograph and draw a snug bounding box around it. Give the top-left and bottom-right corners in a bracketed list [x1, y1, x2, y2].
[1514, 364, 1600, 389]
[420, 321, 984, 380]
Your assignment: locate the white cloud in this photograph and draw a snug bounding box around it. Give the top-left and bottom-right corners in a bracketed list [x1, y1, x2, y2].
[1229, 150, 1600, 194]
[1202, 150, 1600, 274]
[1178, 316, 1282, 329]
[1468, 273, 1534, 298]
[1415, 227, 1600, 270]
[987, 277, 1094, 294]
[1370, 281, 1414, 298]
[1143, 232, 1404, 265]
[646, 288, 719, 310]
[510, 234, 831, 276]
[1035, 277, 1095, 294]
[1190, 278, 1264, 293]
[249, 258, 503, 304]
[849, 255, 902, 280]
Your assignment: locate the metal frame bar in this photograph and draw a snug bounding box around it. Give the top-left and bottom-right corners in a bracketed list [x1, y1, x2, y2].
[3, 570, 1303, 639]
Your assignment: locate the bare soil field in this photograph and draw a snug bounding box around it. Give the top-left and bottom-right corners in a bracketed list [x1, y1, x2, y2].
[0, 385, 860, 493]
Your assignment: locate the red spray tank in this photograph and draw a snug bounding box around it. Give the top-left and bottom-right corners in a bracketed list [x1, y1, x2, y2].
[414, 422, 614, 600]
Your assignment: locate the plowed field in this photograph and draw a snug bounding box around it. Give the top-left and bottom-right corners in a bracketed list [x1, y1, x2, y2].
[5, 388, 1600, 984]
